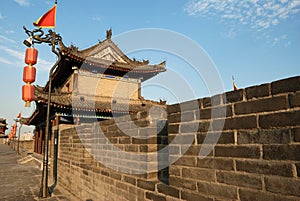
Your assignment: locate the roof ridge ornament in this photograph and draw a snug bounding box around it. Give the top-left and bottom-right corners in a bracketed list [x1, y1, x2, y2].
[69, 43, 79, 52]
[106, 28, 112, 39]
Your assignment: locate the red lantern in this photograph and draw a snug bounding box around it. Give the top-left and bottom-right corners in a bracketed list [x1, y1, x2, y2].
[22, 84, 34, 107]
[25, 47, 38, 65]
[23, 66, 36, 83]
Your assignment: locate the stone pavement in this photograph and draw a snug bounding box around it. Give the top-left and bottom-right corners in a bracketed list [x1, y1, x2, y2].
[0, 144, 72, 201]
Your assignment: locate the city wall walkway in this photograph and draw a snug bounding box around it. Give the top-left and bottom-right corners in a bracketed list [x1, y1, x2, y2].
[0, 144, 71, 201]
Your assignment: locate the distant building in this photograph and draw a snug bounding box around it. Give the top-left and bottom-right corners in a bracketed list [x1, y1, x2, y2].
[0, 118, 8, 134]
[22, 29, 166, 154]
[0, 118, 8, 143]
[21, 132, 33, 141]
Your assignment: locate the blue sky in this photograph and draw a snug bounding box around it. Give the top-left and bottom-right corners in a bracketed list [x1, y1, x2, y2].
[0, 0, 299, 133]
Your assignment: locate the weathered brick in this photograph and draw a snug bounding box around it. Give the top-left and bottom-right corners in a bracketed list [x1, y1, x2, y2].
[235, 95, 288, 115]
[168, 124, 179, 134]
[137, 179, 157, 191]
[197, 181, 238, 199]
[292, 127, 300, 142]
[181, 190, 213, 201]
[271, 76, 300, 95]
[181, 145, 201, 156]
[181, 111, 195, 122]
[173, 156, 196, 167]
[179, 99, 201, 111]
[167, 104, 181, 114]
[146, 191, 166, 201]
[108, 124, 119, 132]
[123, 176, 136, 186]
[216, 171, 262, 189]
[265, 176, 300, 197]
[124, 145, 138, 152]
[168, 113, 181, 124]
[197, 131, 234, 145]
[213, 115, 257, 131]
[100, 170, 109, 177]
[215, 145, 260, 159]
[110, 172, 121, 180]
[169, 133, 195, 145]
[132, 137, 157, 145]
[203, 97, 212, 108]
[168, 145, 180, 156]
[263, 145, 300, 161]
[104, 177, 114, 185]
[198, 105, 232, 120]
[212, 94, 222, 106]
[180, 122, 199, 133]
[259, 111, 300, 128]
[236, 160, 294, 177]
[239, 189, 299, 201]
[197, 157, 234, 170]
[157, 183, 180, 198]
[222, 89, 243, 104]
[140, 144, 157, 152]
[237, 129, 291, 144]
[245, 83, 270, 100]
[169, 177, 197, 190]
[118, 136, 131, 144]
[182, 167, 215, 181]
[198, 121, 211, 133]
[201, 95, 222, 108]
[169, 166, 181, 177]
[115, 181, 128, 191]
[289, 92, 300, 108]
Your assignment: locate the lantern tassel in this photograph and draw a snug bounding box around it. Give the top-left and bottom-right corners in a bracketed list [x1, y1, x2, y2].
[25, 101, 31, 107]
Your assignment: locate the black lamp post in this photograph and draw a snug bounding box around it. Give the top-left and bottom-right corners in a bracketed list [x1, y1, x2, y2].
[23, 26, 62, 198]
[14, 118, 22, 155]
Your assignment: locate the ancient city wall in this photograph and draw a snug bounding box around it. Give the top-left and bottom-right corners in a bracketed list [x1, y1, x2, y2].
[56, 75, 300, 201]
[9, 139, 34, 155]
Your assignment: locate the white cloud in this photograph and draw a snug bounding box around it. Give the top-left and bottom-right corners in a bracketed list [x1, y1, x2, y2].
[0, 35, 17, 44]
[14, 0, 30, 7]
[184, 0, 300, 31]
[91, 16, 101, 21]
[0, 57, 13, 65]
[5, 30, 15, 34]
[0, 44, 24, 67]
[221, 28, 237, 39]
[0, 45, 23, 60]
[0, 45, 52, 71]
[272, 34, 289, 46]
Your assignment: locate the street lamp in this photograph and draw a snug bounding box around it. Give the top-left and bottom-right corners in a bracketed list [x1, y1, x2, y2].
[23, 26, 62, 198]
[14, 118, 22, 155]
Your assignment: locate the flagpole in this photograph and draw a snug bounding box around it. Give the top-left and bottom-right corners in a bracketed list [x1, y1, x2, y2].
[40, 0, 59, 196]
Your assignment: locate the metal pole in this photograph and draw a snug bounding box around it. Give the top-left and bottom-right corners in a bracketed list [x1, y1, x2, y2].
[49, 114, 60, 194]
[17, 121, 22, 155]
[40, 31, 61, 198]
[40, 70, 52, 198]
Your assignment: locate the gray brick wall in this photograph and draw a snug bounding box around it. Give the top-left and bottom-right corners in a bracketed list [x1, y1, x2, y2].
[56, 76, 300, 201]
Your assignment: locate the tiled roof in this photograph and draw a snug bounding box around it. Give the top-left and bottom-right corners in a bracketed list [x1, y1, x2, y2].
[59, 38, 166, 74]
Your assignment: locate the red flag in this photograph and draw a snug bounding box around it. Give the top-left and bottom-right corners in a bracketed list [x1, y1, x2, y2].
[33, 4, 56, 28]
[233, 80, 238, 91]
